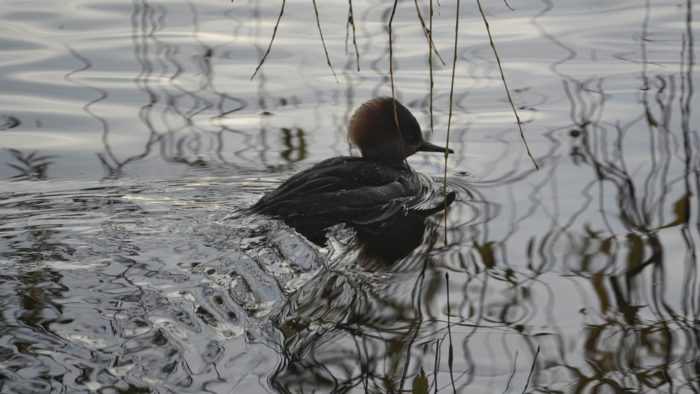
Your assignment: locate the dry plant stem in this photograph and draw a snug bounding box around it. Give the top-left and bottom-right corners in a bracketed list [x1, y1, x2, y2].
[388, 0, 408, 162]
[388, 0, 398, 102]
[429, 0, 434, 134]
[443, 0, 460, 245]
[250, 0, 285, 80]
[312, 0, 339, 82]
[413, 0, 446, 66]
[476, 0, 539, 169]
[348, 0, 360, 71]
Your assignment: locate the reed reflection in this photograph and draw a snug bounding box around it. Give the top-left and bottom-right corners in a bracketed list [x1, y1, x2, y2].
[264, 178, 487, 393]
[0, 186, 165, 392]
[4, 149, 56, 180]
[444, 0, 700, 391]
[342, 1, 700, 391]
[80, 0, 323, 179]
[61, 0, 464, 181]
[0, 114, 21, 130]
[40, 0, 698, 392]
[270, 221, 446, 393]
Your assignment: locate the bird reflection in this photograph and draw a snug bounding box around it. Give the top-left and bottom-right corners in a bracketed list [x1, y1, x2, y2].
[354, 191, 455, 264]
[270, 234, 442, 393]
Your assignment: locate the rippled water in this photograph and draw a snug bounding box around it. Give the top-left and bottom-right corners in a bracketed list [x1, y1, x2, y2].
[1, 0, 698, 392]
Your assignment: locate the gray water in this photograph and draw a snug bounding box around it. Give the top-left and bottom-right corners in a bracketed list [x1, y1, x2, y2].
[1, 0, 698, 392]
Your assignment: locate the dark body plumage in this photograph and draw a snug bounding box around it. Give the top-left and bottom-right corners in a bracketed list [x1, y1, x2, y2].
[249, 157, 424, 245]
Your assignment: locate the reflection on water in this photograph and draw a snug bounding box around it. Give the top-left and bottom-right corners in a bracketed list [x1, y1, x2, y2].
[5, 149, 57, 180]
[0, 0, 698, 392]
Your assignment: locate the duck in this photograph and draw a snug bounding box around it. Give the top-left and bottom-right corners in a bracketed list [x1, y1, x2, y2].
[249, 96, 454, 247]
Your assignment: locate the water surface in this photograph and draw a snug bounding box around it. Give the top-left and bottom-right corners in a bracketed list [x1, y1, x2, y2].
[1, 0, 698, 392]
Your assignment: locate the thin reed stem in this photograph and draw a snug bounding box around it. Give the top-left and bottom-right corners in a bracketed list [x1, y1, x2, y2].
[476, 0, 539, 169]
[429, 0, 434, 133]
[388, 0, 399, 102]
[443, 0, 460, 245]
[347, 0, 360, 71]
[312, 0, 338, 82]
[251, 0, 285, 80]
[388, 0, 407, 162]
[414, 0, 446, 66]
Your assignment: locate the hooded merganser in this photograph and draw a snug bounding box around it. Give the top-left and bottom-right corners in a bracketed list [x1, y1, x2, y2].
[250, 96, 454, 246]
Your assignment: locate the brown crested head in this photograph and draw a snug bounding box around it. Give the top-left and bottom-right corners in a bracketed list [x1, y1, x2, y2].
[348, 97, 452, 164]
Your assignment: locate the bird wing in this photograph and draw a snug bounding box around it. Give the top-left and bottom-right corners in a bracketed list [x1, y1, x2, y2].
[249, 157, 419, 244]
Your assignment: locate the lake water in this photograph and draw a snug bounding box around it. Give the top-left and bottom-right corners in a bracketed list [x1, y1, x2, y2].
[1, 0, 698, 392]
